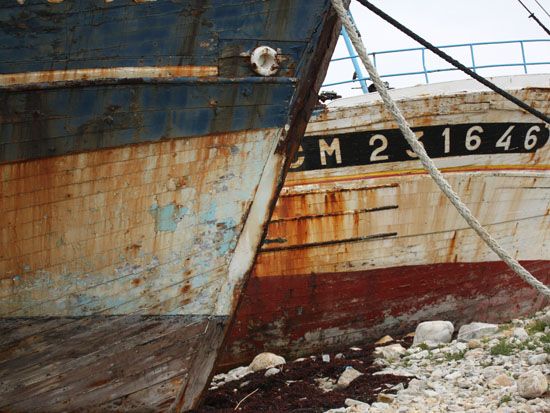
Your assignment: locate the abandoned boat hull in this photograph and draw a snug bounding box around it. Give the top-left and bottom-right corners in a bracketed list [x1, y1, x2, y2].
[220, 74, 550, 369]
[0, 1, 340, 411]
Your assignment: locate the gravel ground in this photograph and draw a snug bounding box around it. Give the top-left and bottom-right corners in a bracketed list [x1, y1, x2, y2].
[193, 306, 549, 413]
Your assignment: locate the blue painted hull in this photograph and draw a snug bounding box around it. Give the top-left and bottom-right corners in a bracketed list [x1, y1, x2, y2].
[0, 1, 341, 410]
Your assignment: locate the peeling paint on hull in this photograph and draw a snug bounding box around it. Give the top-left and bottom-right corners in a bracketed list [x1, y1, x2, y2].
[220, 75, 550, 370]
[0, 0, 341, 411]
[221, 261, 550, 369]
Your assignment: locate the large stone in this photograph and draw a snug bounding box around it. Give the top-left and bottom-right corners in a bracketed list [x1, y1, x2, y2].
[517, 370, 548, 398]
[457, 322, 499, 341]
[248, 352, 286, 372]
[373, 344, 407, 361]
[413, 321, 454, 346]
[336, 366, 363, 389]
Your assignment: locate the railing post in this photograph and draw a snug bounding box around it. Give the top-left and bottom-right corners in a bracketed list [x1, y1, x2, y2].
[469, 44, 477, 73]
[421, 49, 429, 83]
[341, 27, 369, 94]
[520, 41, 528, 74]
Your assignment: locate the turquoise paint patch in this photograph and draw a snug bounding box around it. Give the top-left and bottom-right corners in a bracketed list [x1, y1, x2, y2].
[149, 203, 188, 232]
[200, 202, 217, 223]
[218, 218, 237, 256]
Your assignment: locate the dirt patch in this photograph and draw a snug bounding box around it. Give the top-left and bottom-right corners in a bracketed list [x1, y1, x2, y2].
[193, 337, 413, 412]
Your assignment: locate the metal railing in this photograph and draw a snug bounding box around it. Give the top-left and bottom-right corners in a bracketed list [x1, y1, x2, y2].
[323, 37, 550, 89]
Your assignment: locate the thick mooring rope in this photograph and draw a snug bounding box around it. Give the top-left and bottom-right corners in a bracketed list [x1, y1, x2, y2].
[330, 0, 550, 297]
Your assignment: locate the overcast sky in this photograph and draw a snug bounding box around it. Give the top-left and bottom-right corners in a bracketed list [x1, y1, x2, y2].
[322, 0, 550, 96]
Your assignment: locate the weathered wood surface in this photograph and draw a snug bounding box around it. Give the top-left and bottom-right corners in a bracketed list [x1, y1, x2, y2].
[0, 315, 226, 412]
[220, 75, 550, 369]
[0, 0, 341, 410]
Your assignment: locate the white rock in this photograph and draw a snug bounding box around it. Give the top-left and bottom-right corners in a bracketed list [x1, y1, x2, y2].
[248, 352, 285, 372]
[345, 398, 369, 407]
[517, 370, 548, 398]
[370, 402, 395, 412]
[372, 358, 390, 368]
[410, 349, 429, 359]
[224, 365, 252, 382]
[315, 377, 336, 393]
[445, 371, 463, 380]
[495, 408, 515, 413]
[373, 344, 407, 361]
[423, 389, 440, 398]
[264, 367, 280, 377]
[457, 322, 499, 341]
[335, 353, 345, 359]
[336, 366, 363, 389]
[373, 368, 415, 377]
[482, 366, 506, 380]
[406, 378, 427, 393]
[347, 404, 370, 413]
[391, 383, 405, 392]
[527, 354, 547, 365]
[324, 408, 347, 413]
[413, 321, 454, 346]
[512, 327, 529, 341]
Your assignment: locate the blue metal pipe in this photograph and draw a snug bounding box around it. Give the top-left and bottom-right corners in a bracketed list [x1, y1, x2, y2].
[323, 39, 550, 88]
[341, 27, 369, 93]
[323, 61, 550, 87]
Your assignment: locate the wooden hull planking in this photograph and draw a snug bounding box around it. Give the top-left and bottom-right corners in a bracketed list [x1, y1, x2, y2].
[0, 1, 341, 411]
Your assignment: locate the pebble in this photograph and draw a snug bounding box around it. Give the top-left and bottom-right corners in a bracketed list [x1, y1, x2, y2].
[375, 335, 394, 345]
[264, 367, 280, 377]
[336, 366, 363, 389]
[326, 306, 550, 413]
[373, 344, 407, 361]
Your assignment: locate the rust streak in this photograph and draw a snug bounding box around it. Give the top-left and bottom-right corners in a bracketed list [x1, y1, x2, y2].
[281, 183, 399, 197]
[261, 232, 398, 252]
[0, 66, 219, 86]
[269, 205, 398, 224]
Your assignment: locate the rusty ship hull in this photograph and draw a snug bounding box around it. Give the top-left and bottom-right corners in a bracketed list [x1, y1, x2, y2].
[0, 1, 341, 411]
[220, 74, 550, 369]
